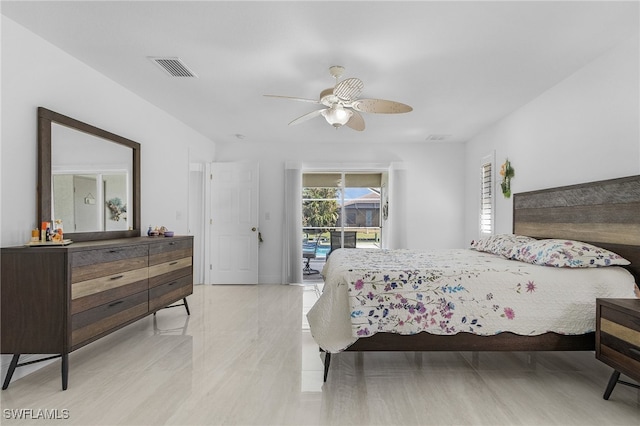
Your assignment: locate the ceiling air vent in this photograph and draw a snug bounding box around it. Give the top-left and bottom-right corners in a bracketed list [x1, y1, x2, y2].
[149, 57, 197, 78]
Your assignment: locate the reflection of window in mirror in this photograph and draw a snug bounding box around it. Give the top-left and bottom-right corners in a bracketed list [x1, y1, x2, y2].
[51, 123, 132, 233]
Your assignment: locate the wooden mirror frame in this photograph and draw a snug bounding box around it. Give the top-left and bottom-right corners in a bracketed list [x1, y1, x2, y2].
[37, 107, 141, 241]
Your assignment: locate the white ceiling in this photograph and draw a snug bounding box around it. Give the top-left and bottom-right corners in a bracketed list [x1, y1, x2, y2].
[2, 1, 638, 145]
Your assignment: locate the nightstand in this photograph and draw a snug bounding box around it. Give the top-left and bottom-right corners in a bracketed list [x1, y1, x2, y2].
[595, 298, 640, 400]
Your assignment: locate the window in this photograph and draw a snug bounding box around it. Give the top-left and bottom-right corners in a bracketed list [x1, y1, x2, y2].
[480, 158, 493, 235]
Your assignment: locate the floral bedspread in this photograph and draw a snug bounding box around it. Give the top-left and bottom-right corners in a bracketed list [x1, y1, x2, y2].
[306, 248, 636, 352]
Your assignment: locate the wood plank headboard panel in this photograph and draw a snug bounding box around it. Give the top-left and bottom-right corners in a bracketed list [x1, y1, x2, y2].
[513, 175, 640, 285]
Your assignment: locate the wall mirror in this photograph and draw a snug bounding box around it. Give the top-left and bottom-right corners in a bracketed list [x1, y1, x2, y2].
[38, 107, 141, 241]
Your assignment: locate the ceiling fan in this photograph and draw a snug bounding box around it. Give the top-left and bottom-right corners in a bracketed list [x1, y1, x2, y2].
[264, 66, 412, 131]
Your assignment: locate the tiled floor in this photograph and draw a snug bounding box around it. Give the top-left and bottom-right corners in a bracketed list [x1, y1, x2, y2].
[1, 284, 638, 425]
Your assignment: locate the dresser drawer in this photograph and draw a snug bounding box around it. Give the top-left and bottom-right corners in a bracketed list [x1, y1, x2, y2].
[149, 275, 193, 312]
[149, 257, 192, 288]
[71, 291, 148, 348]
[149, 239, 192, 266]
[601, 306, 640, 334]
[71, 267, 148, 314]
[71, 245, 149, 279]
[70, 245, 149, 314]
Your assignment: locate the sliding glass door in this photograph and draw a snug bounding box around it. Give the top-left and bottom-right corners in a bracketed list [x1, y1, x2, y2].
[302, 172, 381, 269]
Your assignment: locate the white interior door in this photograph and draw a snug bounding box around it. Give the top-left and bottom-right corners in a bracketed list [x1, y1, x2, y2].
[73, 175, 99, 232]
[208, 162, 259, 284]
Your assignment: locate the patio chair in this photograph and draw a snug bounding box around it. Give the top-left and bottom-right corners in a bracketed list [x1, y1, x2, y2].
[328, 231, 357, 257]
[303, 237, 320, 275]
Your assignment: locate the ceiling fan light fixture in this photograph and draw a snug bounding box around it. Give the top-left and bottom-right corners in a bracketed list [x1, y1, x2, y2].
[321, 105, 352, 127]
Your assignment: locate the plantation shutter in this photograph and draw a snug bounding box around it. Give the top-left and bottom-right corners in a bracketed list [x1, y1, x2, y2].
[480, 162, 493, 235]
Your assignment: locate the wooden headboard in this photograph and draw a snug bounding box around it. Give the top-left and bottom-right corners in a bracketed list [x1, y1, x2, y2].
[513, 175, 640, 285]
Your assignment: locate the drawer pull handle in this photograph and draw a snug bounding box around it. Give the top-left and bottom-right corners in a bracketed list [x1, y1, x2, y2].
[169, 261, 178, 266]
[630, 348, 640, 357]
[108, 300, 124, 308]
[168, 281, 177, 286]
[110, 275, 124, 280]
[108, 250, 121, 253]
[169, 242, 176, 245]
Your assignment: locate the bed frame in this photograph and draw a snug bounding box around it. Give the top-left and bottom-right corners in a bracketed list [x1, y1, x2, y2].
[323, 175, 640, 381]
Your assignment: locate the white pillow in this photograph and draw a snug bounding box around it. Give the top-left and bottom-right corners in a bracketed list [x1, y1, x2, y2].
[470, 234, 536, 257]
[506, 239, 630, 268]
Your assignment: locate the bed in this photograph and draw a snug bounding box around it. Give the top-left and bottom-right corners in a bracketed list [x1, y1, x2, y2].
[307, 175, 640, 381]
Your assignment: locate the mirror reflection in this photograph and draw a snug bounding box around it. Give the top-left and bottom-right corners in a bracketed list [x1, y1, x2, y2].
[51, 123, 132, 233]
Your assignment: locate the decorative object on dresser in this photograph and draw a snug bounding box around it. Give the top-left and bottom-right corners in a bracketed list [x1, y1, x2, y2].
[1, 236, 194, 391]
[596, 298, 640, 400]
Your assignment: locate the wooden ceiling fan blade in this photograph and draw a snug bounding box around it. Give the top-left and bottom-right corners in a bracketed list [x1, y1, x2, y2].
[334, 78, 364, 101]
[264, 94, 321, 104]
[352, 98, 413, 114]
[288, 109, 325, 126]
[346, 110, 365, 131]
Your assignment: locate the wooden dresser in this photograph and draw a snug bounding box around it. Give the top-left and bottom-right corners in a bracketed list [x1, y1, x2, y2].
[595, 298, 640, 399]
[1, 236, 193, 390]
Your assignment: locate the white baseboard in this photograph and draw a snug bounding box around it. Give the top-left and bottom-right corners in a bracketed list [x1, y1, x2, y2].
[258, 274, 283, 284]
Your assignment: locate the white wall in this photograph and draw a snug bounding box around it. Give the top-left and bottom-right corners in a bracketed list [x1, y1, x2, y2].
[214, 139, 466, 284]
[1, 16, 215, 248]
[464, 35, 640, 244]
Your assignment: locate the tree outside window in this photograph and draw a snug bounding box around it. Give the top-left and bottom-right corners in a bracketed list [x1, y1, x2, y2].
[302, 187, 339, 238]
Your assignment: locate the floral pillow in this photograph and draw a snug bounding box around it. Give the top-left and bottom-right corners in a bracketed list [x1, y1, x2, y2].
[506, 239, 630, 268]
[470, 234, 536, 257]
